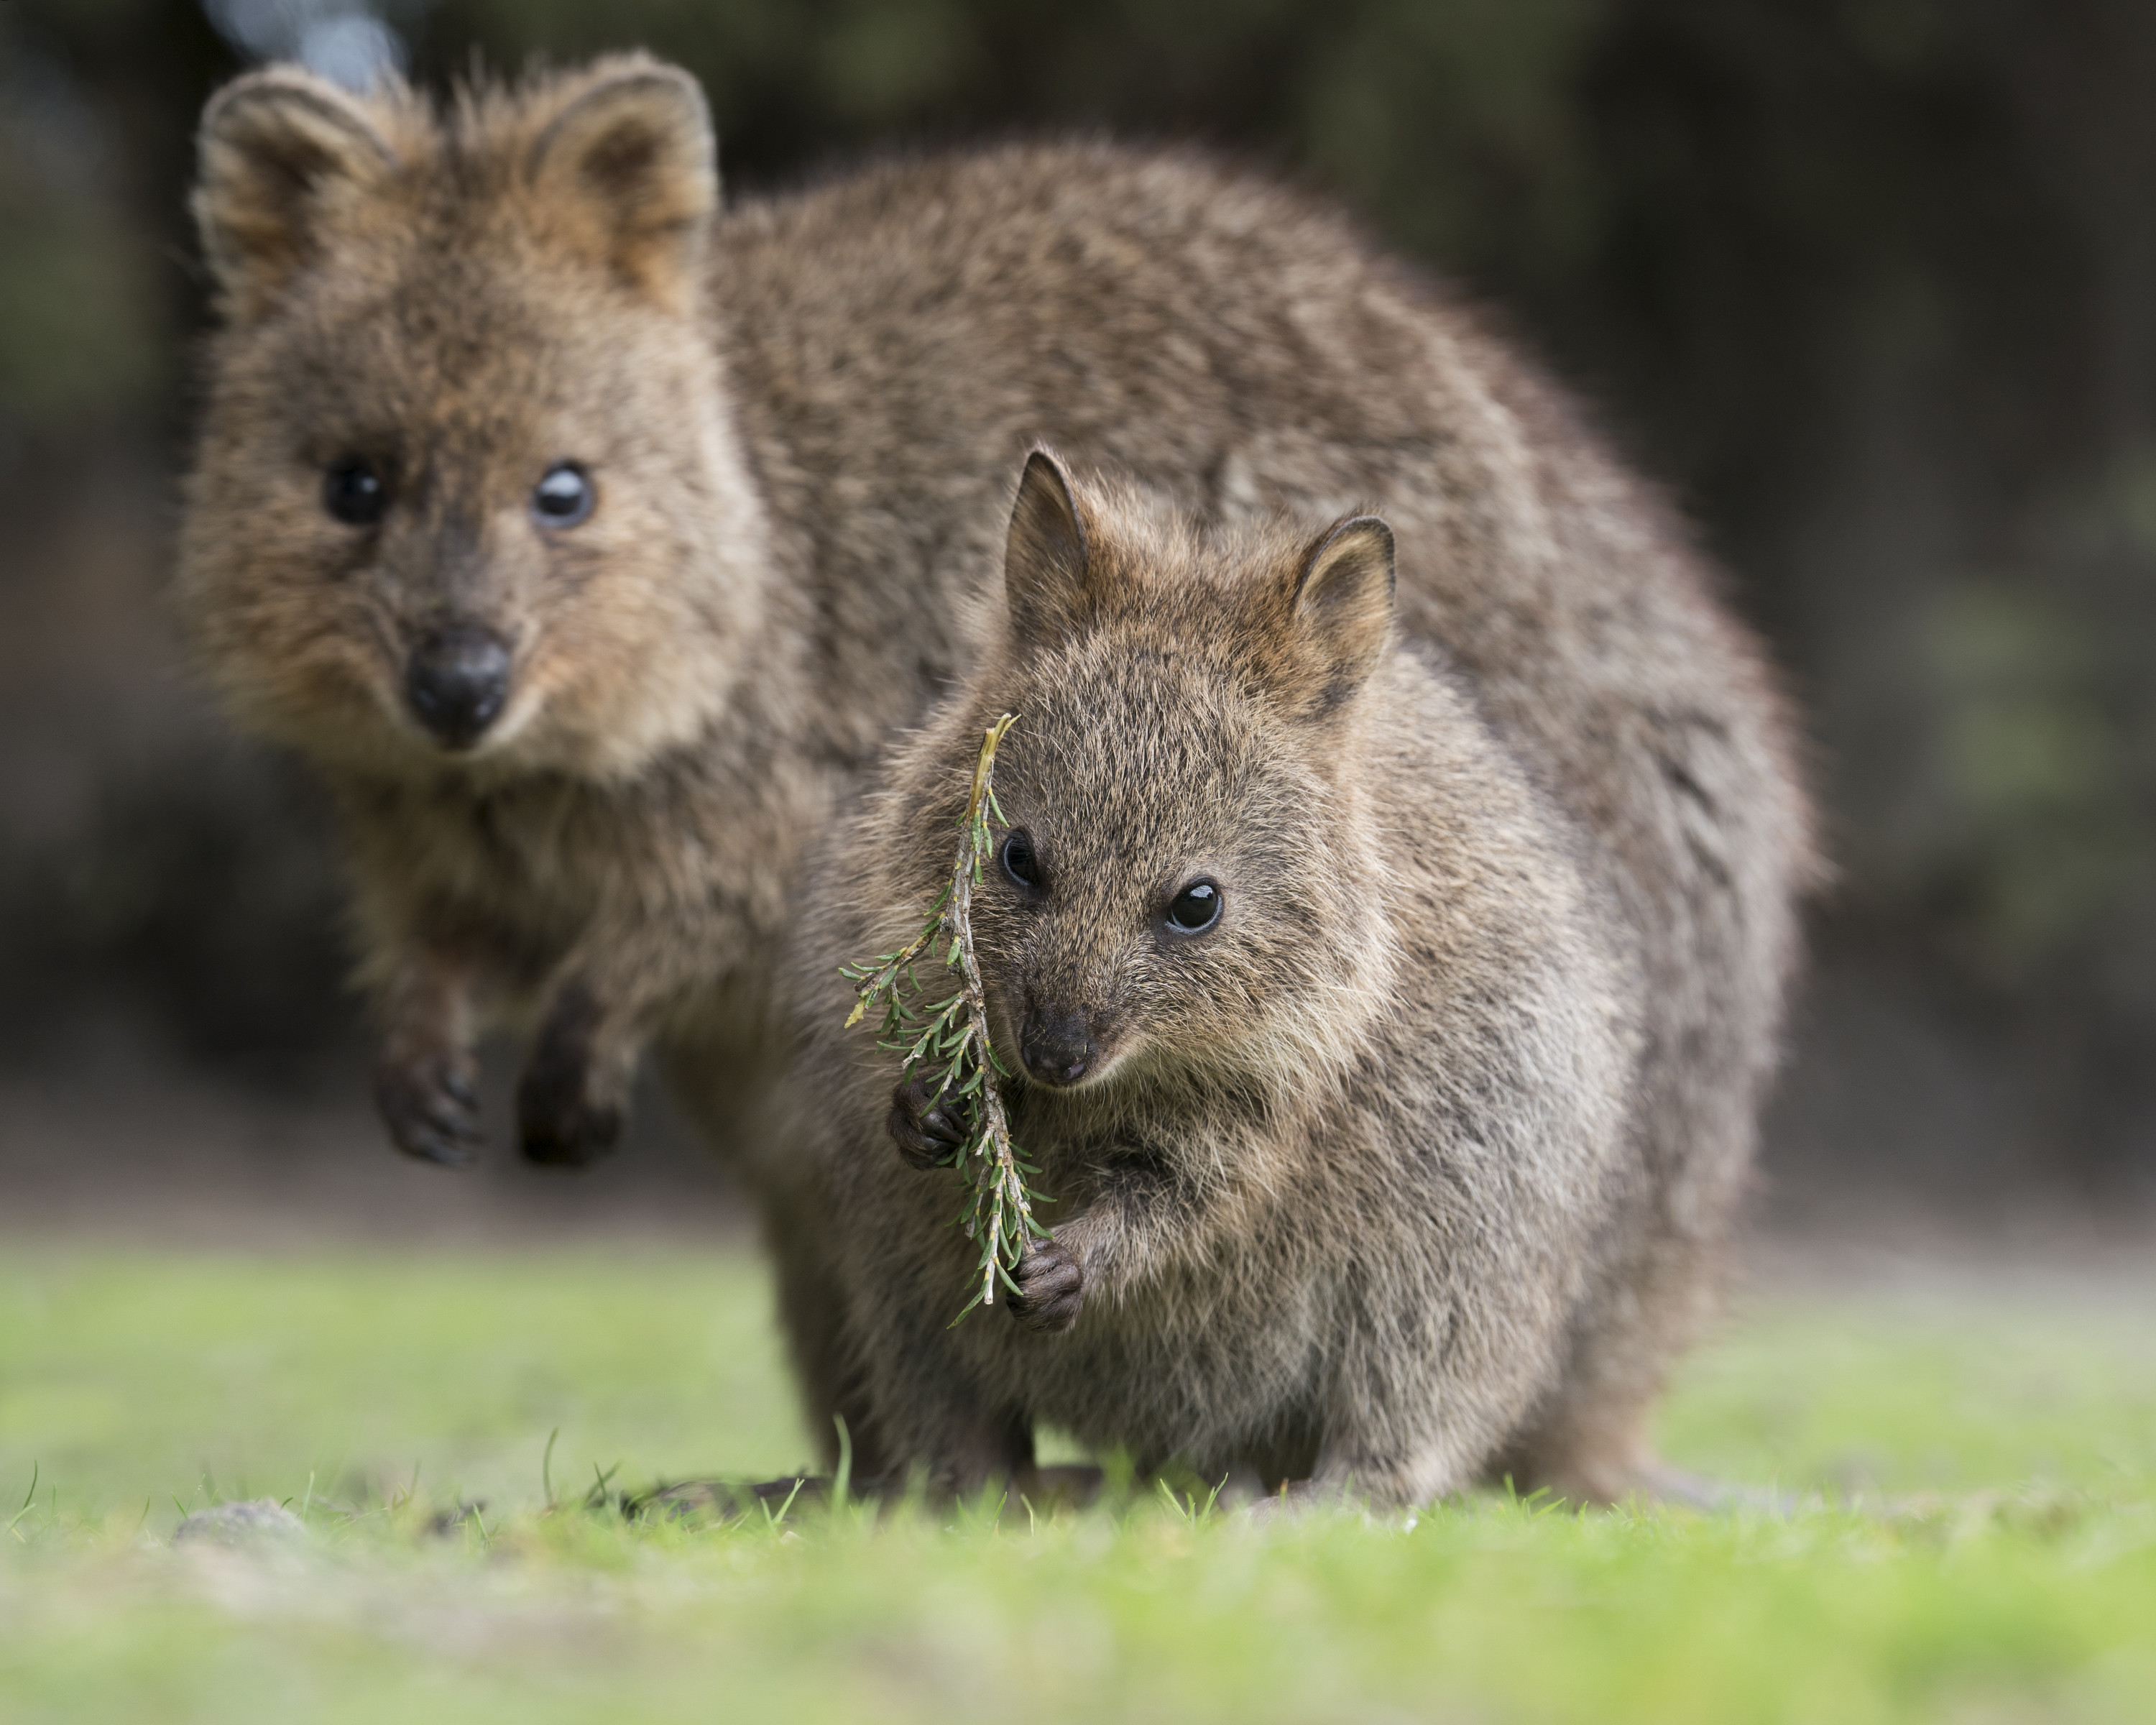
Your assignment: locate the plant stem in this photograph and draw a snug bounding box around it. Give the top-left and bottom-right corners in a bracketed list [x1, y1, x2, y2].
[944, 799, 1023, 1305]
[842, 713, 1041, 1317]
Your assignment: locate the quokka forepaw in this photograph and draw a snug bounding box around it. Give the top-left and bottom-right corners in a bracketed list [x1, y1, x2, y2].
[517, 1069, 623, 1167]
[516, 984, 624, 1168]
[375, 1052, 484, 1167]
[1006, 1238, 1084, 1333]
[886, 1075, 967, 1169]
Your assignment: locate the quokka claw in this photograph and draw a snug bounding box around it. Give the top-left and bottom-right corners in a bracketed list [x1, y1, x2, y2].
[888, 1075, 966, 1169]
[516, 985, 624, 1168]
[1007, 1238, 1084, 1333]
[377, 1056, 484, 1167]
[516, 1072, 622, 1167]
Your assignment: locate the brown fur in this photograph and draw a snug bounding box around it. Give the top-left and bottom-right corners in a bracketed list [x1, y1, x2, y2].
[178, 57, 1812, 1496]
[803, 456, 1641, 1505]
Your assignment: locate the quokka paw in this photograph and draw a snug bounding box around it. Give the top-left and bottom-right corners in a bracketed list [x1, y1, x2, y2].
[887, 1075, 967, 1169]
[516, 1058, 623, 1168]
[1006, 1237, 1084, 1333]
[517, 985, 623, 1169]
[375, 1053, 484, 1167]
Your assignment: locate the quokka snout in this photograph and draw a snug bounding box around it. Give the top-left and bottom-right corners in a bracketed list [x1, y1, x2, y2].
[809, 452, 1644, 1506]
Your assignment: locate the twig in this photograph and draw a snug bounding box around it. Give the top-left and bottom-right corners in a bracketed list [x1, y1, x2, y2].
[843, 714, 1051, 1317]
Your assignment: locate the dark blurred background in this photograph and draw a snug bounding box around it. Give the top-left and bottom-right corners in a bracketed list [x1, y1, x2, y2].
[4, 0, 2152, 1233]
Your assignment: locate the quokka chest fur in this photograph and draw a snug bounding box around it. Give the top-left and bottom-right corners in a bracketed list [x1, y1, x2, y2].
[178, 55, 1812, 1496]
[806, 454, 1641, 1504]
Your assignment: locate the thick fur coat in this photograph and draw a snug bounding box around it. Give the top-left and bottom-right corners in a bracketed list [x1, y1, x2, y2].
[177, 57, 1812, 1496]
[806, 456, 1641, 1505]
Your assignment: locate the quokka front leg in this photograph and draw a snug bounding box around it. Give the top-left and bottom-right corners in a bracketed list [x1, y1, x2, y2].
[516, 898, 765, 1168]
[1004, 1237, 1084, 1332]
[886, 1074, 968, 1169]
[517, 975, 636, 1167]
[883, 1086, 1087, 1330]
[373, 945, 484, 1167]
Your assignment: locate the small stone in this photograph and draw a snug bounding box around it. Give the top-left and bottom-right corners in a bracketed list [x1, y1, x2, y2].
[172, 1499, 307, 1549]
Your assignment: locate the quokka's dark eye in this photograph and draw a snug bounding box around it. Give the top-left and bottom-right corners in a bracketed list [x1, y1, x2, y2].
[323, 456, 387, 527]
[532, 462, 595, 528]
[1001, 829, 1043, 891]
[1165, 878, 1222, 934]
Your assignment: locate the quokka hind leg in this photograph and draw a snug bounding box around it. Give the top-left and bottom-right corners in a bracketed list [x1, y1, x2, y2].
[1500, 1020, 1770, 1506]
[650, 1031, 893, 1477]
[1284, 1414, 1488, 1514]
[763, 1194, 896, 1482]
[1490, 1222, 1734, 1506]
[837, 1386, 1038, 1504]
[849, 1303, 1044, 1498]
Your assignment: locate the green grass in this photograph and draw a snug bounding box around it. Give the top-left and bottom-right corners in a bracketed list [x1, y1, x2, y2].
[2, 1245, 2153, 1724]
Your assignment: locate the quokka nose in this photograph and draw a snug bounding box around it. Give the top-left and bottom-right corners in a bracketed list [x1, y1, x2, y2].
[1021, 1008, 1095, 1087]
[405, 627, 512, 750]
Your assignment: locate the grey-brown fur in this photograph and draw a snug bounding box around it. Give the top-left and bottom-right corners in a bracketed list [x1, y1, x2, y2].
[805, 455, 1641, 1504]
[178, 56, 1812, 1496]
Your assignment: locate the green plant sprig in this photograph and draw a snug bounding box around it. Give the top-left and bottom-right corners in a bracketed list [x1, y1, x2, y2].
[842, 714, 1051, 1319]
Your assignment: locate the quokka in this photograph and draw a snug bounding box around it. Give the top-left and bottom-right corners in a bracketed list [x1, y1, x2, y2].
[803, 452, 1640, 1505]
[176, 55, 1810, 1496]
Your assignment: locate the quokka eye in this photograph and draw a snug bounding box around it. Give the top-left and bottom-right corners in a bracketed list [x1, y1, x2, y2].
[1001, 829, 1044, 891]
[532, 461, 595, 528]
[1165, 878, 1223, 934]
[323, 456, 387, 527]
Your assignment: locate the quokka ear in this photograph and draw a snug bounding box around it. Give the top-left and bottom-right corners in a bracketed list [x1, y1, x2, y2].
[1289, 515, 1396, 712]
[193, 68, 397, 322]
[1004, 448, 1093, 649]
[527, 60, 717, 312]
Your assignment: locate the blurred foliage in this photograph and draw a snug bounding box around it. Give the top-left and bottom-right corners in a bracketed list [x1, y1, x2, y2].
[0, 0, 2152, 1172]
[0, 0, 226, 441]
[0, 751, 356, 1072]
[0, 85, 157, 432]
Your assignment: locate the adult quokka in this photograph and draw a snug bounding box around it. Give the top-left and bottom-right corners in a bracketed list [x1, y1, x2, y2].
[804, 452, 1641, 1506]
[177, 55, 1810, 1495]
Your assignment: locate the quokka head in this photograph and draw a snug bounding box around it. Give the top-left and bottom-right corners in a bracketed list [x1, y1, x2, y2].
[936, 450, 1403, 1103]
[177, 56, 766, 779]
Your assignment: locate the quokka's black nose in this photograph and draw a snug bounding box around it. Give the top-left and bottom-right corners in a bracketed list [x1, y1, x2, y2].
[406, 627, 512, 749]
[1021, 1008, 1095, 1087]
